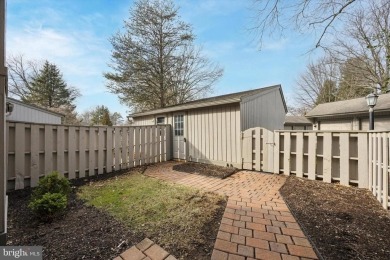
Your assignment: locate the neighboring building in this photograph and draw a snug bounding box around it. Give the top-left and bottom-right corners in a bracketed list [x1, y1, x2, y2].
[306, 93, 390, 130]
[6, 97, 64, 124]
[131, 85, 287, 166]
[284, 116, 312, 130]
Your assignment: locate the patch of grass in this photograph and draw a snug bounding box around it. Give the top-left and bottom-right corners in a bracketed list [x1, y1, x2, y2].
[78, 171, 226, 253]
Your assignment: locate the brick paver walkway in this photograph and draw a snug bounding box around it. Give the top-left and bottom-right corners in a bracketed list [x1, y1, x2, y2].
[145, 162, 318, 260]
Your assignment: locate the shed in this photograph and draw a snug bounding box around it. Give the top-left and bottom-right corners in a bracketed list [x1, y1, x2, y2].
[6, 97, 64, 124]
[131, 85, 287, 167]
[284, 116, 312, 130]
[306, 93, 390, 130]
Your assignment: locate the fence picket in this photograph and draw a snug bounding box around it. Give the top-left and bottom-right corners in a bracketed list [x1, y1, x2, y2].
[340, 133, 350, 185]
[255, 129, 261, 171]
[382, 133, 388, 209]
[98, 127, 105, 174]
[373, 133, 378, 196]
[358, 133, 368, 188]
[308, 132, 316, 180]
[30, 124, 40, 187]
[44, 125, 53, 175]
[57, 126, 65, 175]
[283, 133, 291, 175]
[114, 127, 121, 170]
[273, 132, 280, 174]
[68, 127, 76, 179]
[15, 123, 25, 190]
[106, 127, 113, 173]
[128, 127, 134, 168]
[79, 127, 86, 178]
[88, 128, 96, 176]
[296, 132, 303, 177]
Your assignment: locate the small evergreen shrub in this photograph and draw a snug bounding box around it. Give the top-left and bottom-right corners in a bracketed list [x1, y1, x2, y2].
[29, 172, 71, 221]
[28, 193, 67, 220]
[31, 171, 71, 199]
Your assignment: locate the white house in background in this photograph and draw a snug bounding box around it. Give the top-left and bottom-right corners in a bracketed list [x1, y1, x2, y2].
[306, 93, 390, 130]
[6, 97, 64, 124]
[130, 85, 287, 167]
[284, 116, 313, 130]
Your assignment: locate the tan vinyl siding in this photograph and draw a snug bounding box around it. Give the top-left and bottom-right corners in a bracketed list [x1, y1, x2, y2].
[7, 101, 62, 124]
[186, 104, 241, 167]
[132, 115, 155, 126]
[241, 88, 285, 131]
[319, 120, 352, 130]
[361, 117, 390, 131]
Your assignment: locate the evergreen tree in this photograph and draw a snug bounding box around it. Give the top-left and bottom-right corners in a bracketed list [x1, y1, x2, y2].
[24, 61, 78, 109]
[90, 105, 113, 126]
[316, 79, 337, 105]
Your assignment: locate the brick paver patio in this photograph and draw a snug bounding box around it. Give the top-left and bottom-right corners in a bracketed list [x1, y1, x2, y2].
[144, 162, 318, 260]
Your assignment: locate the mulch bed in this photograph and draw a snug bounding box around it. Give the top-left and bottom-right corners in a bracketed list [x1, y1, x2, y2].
[6, 168, 225, 260]
[172, 162, 238, 179]
[280, 176, 390, 260]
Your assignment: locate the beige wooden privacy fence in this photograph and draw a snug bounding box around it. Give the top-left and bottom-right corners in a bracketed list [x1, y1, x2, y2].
[368, 132, 390, 209]
[271, 130, 389, 209]
[241, 127, 274, 173]
[6, 121, 171, 191]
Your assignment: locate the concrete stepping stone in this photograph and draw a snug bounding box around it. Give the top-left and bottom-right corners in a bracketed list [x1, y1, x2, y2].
[114, 238, 176, 260]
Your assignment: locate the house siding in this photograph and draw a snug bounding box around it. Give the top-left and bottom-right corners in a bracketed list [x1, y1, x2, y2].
[6, 100, 62, 124]
[240, 88, 285, 131]
[186, 104, 241, 167]
[132, 115, 155, 126]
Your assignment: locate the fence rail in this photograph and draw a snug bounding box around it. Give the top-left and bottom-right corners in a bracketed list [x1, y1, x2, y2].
[7, 122, 171, 190]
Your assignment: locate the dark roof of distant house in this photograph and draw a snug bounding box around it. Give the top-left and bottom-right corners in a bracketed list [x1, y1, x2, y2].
[130, 85, 286, 117]
[284, 116, 312, 125]
[306, 93, 390, 118]
[7, 97, 65, 117]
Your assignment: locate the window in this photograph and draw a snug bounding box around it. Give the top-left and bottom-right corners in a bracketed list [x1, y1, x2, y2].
[156, 116, 165, 124]
[174, 115, 184, 136]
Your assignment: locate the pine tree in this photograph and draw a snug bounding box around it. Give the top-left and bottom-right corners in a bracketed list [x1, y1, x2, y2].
[24, 61, 78, 109]
[90, 106, 113, 126]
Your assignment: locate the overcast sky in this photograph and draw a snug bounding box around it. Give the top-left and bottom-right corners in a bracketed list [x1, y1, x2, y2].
[7, 0, 319, 117]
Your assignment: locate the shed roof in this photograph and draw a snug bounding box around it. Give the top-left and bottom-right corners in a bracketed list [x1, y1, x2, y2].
[306, 93, 390, 118]
[130, 85, 286, 118]
[7, 97, 65, 117]
[284, 116, 312, 125]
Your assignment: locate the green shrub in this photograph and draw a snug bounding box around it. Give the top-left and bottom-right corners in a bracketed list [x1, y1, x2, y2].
[32, 171, 71, 199]
[28, 193, 67, 221]
[29, 172, 71, 221]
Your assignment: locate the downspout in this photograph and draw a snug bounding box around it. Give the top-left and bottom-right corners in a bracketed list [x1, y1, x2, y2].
[0, 0, 7, 245]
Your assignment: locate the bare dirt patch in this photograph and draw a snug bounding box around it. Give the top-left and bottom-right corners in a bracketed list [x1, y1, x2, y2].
[172, 162, 237, 179]
[7, 167, 226, 260]
[280, 176, 390, 260]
